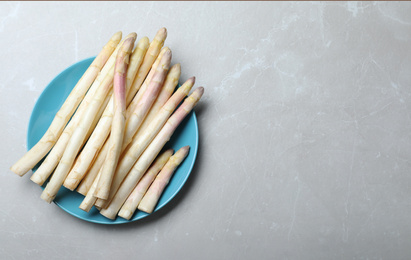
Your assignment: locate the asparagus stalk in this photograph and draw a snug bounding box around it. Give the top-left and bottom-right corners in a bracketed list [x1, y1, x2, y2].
[99, 87, 204, 219]
[138, 146, 190, 214]
[63, 37, 149, 191]
[79, 168, 102, 212]
[76, 137, 109, 195]
[94, 77, 196, 208]
[76, 62, 180, 196]
[122, 49, 172, 150]
[126, 27, 167, 106]
[125, 37, 150, 96]
[133, 63, 181, 141]
[85, 88, 113, 146]
[10, 31, 122, 177]
[118, 149, 173, 219]
[126, 47, 168, 119]
[94, 40, 130, 200]
[40, 35, 137, 203]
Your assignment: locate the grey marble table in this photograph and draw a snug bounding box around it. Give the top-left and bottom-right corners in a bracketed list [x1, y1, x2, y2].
[1, 2, 411, 259]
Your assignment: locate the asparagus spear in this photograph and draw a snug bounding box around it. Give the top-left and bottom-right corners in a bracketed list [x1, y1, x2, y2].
[94, 39, 131, 200]
[99, 87, 204, 219]
[126, 27, 167, 106]
[85, 88, 113, 147]
[94, 78, 196, 208]
[132, 63, 181, 141]
[79, 169, 101, 212]
[10, 31, 122, 177]
[59, 89, 113, 186]
[126, 47, 168, 119]
[122, 49, 172, 150]
[76, 137, 109, 195]
[63, 37, 149, 190]
[138, 146, 190, 214]
[124, 37, 150, 96]
[76, 60, 180, 196]
[118, 149, 173, 219]
[40, 35, 136, 203]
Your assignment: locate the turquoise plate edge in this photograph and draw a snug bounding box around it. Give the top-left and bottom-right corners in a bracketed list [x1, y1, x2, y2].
[27, 57, 199, 224]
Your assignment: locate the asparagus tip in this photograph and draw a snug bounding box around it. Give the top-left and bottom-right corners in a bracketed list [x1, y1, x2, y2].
[164, 49, 172, 57]
[112, 31, 122, 41]
[178, 146, 190, 158]
[125, 32, 137, 41]
[173, 63, 181, 70]
[198, 86, 205, 93]
[140, 36, 149, 44]
[162, 46, 170, 53]
[158, 27, 167, 38]
[194, 86, 204, 97]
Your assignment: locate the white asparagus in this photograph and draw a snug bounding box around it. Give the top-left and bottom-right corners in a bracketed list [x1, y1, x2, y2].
[126, 27, 167, 106]
[30, 33, 137, 186]
[63, 37, 149, 191]
[80, 49, 172, 200]
[118, 149, 173, 219]
[40, 35, 137, 203]
[85, 88, 113, 146]
[72, 89, 113, 172]
[122, 49, 172, 149]
[95, 77, 195, 208]
[10, 31, 122, 177]
[29, 42, 121, 185]
[126, 47, 168, 119]
[131, 63, 181, 142]
[79, 169, 101, 212]
[94, 39, 130, 200]
[124, 37, 150, 98]
[138, 146, 190, 214]
[77, 60, 179, 197]
[76, 137, 109, 195]
[99, 87, 204, 219]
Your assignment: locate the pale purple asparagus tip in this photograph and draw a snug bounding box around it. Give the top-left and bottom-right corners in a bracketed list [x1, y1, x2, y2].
[196, 86, 204, 96]
[127, 32, 137, 40]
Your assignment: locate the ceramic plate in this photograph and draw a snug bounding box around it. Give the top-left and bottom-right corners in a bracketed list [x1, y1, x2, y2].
[27, 57, 198, 224]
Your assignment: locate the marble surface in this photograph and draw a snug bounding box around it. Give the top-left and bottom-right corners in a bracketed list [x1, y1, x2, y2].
[1, 1, 411, 259]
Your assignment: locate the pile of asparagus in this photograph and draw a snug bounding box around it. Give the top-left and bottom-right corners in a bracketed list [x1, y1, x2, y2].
[10, 28, 204, 220]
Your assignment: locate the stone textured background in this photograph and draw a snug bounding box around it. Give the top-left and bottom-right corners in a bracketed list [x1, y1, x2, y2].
[1, 2, 411, 259]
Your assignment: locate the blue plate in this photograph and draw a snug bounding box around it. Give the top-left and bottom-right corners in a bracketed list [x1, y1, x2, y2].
[27, 57, 198, 224]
